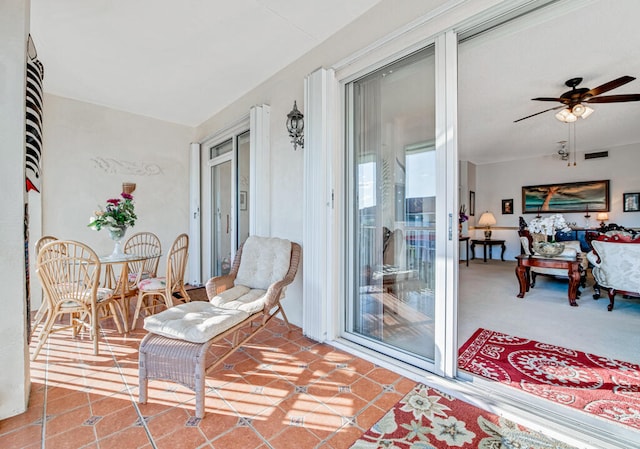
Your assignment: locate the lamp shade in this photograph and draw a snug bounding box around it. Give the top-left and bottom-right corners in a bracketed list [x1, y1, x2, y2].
[596, 212, 609, 221]
[478, 212, 497, 227]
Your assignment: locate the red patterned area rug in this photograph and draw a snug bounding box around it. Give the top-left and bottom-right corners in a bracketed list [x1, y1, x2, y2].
[458, 328, 640, 431]
[350, 383, 575, 448]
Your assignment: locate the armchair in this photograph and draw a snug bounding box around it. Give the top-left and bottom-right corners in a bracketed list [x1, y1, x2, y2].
[586, 233, 640, 311]
[586, 223, 638, 300]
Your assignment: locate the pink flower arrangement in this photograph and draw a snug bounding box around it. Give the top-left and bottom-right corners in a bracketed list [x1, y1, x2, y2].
[88, 192, 137, 231]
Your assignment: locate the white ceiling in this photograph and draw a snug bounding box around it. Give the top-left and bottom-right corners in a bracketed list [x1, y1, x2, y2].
[30, 0, 383, 126]
[458, 0, 640, 164]
[30, 0, 640, 164]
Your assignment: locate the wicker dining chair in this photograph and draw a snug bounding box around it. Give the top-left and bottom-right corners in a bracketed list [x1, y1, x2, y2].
[131, 233, 190, 329]
[32, 240, 124, 360]
[30, 235, 59, 338]
[118, 231, 163, 314]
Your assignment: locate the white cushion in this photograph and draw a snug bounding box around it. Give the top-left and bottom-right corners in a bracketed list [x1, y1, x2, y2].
[143, 301, 250, 344]
[235, 236, 291, 290]
[210, 285, 267, 314]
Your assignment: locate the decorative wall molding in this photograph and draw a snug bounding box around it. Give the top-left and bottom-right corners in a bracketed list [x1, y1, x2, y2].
[91, 157, 163, 176]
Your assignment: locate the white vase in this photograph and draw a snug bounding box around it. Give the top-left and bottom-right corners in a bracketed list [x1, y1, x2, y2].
[107, 225, 128, 258]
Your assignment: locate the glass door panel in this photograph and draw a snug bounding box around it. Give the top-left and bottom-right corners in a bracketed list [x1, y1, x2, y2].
[347, 46, 436, 365]
[211, 158, 232, 276]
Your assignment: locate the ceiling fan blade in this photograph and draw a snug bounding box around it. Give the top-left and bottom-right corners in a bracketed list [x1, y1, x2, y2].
[586, 94, 640, 103]
[531, 97, 567, 103]
[585, 76, 635, 98]
[514, 105, 565, 123]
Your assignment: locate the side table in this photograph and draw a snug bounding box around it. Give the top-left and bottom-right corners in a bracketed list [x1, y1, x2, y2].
[470, 239, 506, 262]
[459, 236, 469, 267]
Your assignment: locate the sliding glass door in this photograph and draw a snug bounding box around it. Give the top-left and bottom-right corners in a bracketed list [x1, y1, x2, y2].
[345, 46, 438, 368]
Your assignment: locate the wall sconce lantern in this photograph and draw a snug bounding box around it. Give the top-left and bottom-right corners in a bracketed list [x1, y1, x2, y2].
[286, 101, 304, 150]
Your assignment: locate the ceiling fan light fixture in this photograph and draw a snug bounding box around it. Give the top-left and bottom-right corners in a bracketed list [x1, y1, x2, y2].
[572, 103, 586, 116]
[555, 108, 577, 123]
[581, 105, 594, 119]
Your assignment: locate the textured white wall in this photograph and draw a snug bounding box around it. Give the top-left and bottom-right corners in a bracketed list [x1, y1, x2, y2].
[0, 0, 30, 419]
[475, 144, 640, 261]
[41, 95, 195, 276]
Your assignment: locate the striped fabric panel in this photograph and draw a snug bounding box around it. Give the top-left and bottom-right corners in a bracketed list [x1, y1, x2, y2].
[26, 54, 44, 193]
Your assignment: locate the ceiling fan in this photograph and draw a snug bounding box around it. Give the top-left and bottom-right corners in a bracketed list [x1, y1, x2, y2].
[514, 76, 640, 123]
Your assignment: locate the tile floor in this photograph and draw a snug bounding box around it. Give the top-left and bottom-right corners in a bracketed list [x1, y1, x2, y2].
[1, 304, 417, 449]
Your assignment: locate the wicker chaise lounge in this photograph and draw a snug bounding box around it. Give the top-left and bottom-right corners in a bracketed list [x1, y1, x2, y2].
[138, 236, 301, 418]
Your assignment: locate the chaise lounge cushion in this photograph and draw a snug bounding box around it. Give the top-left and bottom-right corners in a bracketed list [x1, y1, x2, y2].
[143, 301, 249, 343]
[209, 285, 268, 314]
[234, 236, 291, 290]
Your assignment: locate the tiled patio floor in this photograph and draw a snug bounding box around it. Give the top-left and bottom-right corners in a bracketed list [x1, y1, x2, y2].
[1, 309, 416, 449]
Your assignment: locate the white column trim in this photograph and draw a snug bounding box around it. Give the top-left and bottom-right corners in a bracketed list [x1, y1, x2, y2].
[302, 68, 337, 342]
[250, 104, 270, 237]
[436, 30, 459, 378]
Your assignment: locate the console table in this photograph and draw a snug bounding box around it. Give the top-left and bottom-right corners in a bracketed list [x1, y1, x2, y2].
[515, 255, 581, 306]
[470, 239, 506, 262]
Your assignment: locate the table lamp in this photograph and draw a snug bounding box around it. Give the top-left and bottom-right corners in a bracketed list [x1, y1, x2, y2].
[597, 212, 609, 228]
[478, 211, 497, 239]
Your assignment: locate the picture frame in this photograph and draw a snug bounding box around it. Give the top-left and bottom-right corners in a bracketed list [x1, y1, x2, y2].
[502, 199, 514, 215]
[239, 191, 247, 211]
[623, 192, 640, 212]
[521, 180, 609, 214]
[469, 191, 475, 216]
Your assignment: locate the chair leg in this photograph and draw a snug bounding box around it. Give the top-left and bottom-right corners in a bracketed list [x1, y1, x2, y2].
[138, 336, 149, 405]
[31, 314, 56, 361]
[177, 285, 191, 303]
[30, 301, 48, 338]
[107, 302, 124, 334]
[278, 306, 291, 330]
[593, 282, 601, 299]
[195, 357, 206, 419]
[607, 289, 616, 311]
[92, 306, 100, 355]
[132, 291, 168, 329]
[131, 292, 146, 330]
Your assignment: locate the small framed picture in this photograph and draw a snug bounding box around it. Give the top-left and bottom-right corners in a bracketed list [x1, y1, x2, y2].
[469, 191, 475, 216]
[502, 199, 514, 215]
[623, 192, 640, 212]
[239, 191, 248, 211]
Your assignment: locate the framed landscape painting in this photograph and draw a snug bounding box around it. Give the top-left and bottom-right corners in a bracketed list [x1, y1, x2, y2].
[522, 180, 609, 214]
